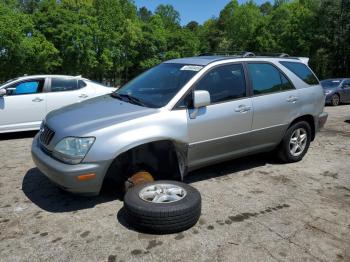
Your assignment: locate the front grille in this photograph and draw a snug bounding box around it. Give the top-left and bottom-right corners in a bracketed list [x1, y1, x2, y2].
[39, 124, 55, 146]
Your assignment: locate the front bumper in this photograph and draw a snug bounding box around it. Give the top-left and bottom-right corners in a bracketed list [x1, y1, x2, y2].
[31, 134, 110, 195]
[325, 94, 333, 104]
[316, 112, 328, 131]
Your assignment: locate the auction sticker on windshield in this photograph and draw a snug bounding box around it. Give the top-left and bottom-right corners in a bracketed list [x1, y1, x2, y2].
[180, 65, 203, 71]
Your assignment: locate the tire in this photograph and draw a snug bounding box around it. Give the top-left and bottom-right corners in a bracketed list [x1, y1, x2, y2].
[277, 121, 311, 163]
[331, 94, 340, 106]
[123, 180, 201, 234]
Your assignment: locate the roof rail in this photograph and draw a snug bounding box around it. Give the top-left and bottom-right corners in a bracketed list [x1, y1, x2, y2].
[199, 51, 255, 57]
[254, 52, 290, 57]
[198, 51, 290, 58]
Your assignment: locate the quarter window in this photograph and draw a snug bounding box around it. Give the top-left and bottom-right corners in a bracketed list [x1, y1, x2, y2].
[247, 63, 294, 95]
[195, 64, 246, 103]
[78, 80, 87, 88]
[280, 61, 319, 85]
[51, 78, 78, 92]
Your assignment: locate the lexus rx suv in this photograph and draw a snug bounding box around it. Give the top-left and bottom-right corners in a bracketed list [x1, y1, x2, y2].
[31, 54, 328, 195]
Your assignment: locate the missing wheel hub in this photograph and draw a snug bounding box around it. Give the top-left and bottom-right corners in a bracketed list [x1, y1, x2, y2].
[125, 171, 154, 191]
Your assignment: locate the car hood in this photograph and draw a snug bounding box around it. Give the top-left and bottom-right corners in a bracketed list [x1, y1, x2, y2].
[45, 94, 158, 135]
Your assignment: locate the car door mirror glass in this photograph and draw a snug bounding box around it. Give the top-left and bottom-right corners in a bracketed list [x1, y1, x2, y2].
[193, 90, 211, 108]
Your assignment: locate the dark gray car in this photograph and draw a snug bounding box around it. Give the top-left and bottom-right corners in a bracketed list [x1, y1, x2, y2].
[321, 78, 350, 106]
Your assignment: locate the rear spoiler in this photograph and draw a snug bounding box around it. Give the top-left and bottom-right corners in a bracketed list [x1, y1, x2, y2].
[298, 57, 309, 65]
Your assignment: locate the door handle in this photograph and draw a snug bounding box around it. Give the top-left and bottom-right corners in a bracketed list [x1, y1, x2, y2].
[32, 97, 44, 102]
[235, 105, 251, 113]
[79, 94, 89, 98]
[287, 96, 298, 103]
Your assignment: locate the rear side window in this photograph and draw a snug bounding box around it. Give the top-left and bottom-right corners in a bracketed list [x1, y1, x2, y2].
[195, 63, 246, 103]
[51, 78, 78, 92]
[247, 63, 294, 95]
[280, 61, 319, 85]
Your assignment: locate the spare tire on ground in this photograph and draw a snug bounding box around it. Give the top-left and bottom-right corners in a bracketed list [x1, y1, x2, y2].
[123, 180, 201, 234]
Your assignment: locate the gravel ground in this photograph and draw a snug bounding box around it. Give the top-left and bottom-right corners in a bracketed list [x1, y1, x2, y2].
[0, 105, 349, 262]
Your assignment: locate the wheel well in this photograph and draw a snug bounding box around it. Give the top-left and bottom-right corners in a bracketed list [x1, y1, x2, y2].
[104, 140, 182, 186]
[289, 115, 315, 141]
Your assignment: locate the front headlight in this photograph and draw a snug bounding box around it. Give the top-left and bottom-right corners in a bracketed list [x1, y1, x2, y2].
[324, 90, 332, 95]
[53, 137, 95, 164]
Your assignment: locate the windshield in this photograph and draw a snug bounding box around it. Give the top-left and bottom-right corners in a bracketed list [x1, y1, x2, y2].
[113, 63, 202, 108]
[321, 79, 341, 88]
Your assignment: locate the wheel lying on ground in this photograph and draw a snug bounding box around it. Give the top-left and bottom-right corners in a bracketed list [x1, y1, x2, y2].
[123, 180, 201, 234]
[277, 121, 311, 163]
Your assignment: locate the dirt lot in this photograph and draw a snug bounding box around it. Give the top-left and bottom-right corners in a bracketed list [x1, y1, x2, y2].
[0, 105, 349, 262]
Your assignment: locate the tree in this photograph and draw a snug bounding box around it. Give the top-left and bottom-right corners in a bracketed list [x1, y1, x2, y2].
[186, 21, 199, 32]
[260, 2, 273, 15]
[138, 6, 152, 22]
[155, 4, 180, 29]
[218, 0, 264, 51]
[0, 2, 59, 81]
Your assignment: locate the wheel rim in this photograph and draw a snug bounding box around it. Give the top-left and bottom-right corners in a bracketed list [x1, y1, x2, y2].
[139, 184, 187, 203]
[332, 95, 339, 105]
[289, 128, 307, 157]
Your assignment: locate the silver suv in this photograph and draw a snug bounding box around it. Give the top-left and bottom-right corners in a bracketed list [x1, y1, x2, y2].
[31, 54, 328, 195]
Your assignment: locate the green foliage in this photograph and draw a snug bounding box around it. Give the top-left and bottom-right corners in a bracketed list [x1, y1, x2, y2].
[0, 2, 59, 81]
[0, 0, 349, 83]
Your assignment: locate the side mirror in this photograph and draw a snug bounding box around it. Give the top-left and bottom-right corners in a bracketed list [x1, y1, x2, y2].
[193, 90, 211, 108]
[0, 89, 6, 97]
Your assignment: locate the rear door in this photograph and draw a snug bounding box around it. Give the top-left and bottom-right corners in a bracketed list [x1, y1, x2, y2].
[45, 77, 94, 113]
[186, 63, 253, 169]
[246, 62, 299, 149]
[0, 78, 46, 132]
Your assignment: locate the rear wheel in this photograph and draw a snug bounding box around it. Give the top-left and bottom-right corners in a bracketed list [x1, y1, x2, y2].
[277, 121, 311, 163]
[331, 94, 340, 106]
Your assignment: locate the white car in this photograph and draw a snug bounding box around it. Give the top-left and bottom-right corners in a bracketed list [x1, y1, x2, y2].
[0, 75, 115, 133]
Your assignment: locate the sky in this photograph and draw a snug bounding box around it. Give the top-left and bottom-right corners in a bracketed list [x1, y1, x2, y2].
[133, 0, 269, 25]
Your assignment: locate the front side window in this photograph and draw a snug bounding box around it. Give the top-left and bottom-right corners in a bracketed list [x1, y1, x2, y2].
[114, 63, 202, 108]
[247, 63, 294, 95]
[195, 63, 246, 103]
[6, 79, 44, 96]
[51, 78, 78, 92]
[280, 61, 319, 85]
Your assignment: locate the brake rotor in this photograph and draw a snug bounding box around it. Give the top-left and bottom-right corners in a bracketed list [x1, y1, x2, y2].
[125, 171, 154, 191]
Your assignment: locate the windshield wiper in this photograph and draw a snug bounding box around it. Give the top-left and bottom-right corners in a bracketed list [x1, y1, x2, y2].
[111, 93, 125, 101]
[111, 93, 147, 107]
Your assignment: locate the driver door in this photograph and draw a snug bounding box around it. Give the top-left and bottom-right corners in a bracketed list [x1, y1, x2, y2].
[186, 63, 253, 170]
[0, 78, 46, 132]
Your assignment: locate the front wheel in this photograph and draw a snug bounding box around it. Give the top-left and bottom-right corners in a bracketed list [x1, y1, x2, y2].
[277, 121, 311, 163]
[123, 181, 201, 234]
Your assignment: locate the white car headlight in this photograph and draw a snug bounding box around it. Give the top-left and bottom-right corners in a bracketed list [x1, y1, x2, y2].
[324, 90, 332, 95]
[53, 137, 95, 164]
